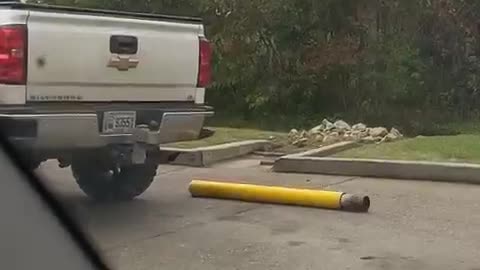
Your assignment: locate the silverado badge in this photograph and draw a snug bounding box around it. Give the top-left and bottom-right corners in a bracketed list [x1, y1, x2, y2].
[107, 55, 139, 71]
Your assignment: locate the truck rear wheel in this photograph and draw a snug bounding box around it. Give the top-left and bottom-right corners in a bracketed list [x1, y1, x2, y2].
[71, 158, 158, 201]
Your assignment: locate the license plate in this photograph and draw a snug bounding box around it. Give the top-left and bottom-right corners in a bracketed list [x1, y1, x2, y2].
[103, 111, 136, 133]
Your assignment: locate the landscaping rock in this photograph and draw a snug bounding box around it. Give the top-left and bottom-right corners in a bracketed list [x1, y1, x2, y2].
[322, 119, 335, 131]
[323, 132, 341, 144]
[288, 129, 299, 143]
[315, 134, 324, 142]
[380, 133, 398, 143]
[334, 120, 351, 132]
[352, 123, 367, 132]
[309, 125, 325, 134]
[362, 136, 382, 143]
[288, 119, 403, 148]
[343, 135, 355, 141]
[361, 131, 370, 138]
[390, 127, 403, 138]
[351, 130, 360, 136]
[293, 138, 308, 147]
[369, 127, 388, 138]
[351, 130, 370, 141]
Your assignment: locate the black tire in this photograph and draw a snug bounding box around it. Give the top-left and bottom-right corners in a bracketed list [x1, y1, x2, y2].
[71, 158, 158, 201]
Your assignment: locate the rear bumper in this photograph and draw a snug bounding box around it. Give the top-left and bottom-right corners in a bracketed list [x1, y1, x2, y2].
[0, 104, 213, 149]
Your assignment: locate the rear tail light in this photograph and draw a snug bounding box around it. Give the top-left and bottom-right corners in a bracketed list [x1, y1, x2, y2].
[197, 37, 212, 88]
[0, 25, 27, 85]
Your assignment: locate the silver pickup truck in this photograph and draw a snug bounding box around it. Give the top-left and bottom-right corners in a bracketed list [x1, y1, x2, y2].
[0, 2, 213, 200]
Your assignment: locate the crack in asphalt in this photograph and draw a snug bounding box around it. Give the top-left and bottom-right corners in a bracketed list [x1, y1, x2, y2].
[324, 177, 358, 188]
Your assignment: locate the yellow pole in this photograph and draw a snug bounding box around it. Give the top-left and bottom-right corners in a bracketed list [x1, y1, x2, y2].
[189, 180, 370, 212]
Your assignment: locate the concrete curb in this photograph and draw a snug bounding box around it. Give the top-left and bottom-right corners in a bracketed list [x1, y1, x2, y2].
[284, 141, 361, 159]
[273, 157, 480, 184]
[162, 140, 271, 167]
[257, 141, 360, 168]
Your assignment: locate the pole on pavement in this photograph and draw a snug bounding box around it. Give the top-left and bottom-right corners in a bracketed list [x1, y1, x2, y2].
[189, 180, 370, 212]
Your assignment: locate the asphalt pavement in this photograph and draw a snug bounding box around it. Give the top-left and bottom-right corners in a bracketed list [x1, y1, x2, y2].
[37, 156, 480, 270]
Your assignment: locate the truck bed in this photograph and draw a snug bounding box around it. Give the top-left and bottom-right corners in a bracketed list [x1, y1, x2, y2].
[0, 2, 202, 24]
[0, 2, 208, 104]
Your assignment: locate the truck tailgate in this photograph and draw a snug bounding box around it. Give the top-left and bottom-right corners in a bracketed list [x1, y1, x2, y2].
[26, 10, 202, 102]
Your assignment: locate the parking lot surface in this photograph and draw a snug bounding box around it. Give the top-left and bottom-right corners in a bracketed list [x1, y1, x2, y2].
[38, 157, 480, 270]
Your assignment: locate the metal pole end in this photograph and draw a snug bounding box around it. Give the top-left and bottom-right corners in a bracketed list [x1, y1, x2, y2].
[340, 194, 370, 212]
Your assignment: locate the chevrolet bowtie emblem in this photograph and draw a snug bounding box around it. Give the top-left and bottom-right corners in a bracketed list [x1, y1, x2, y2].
[107, 55, 139, 71]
